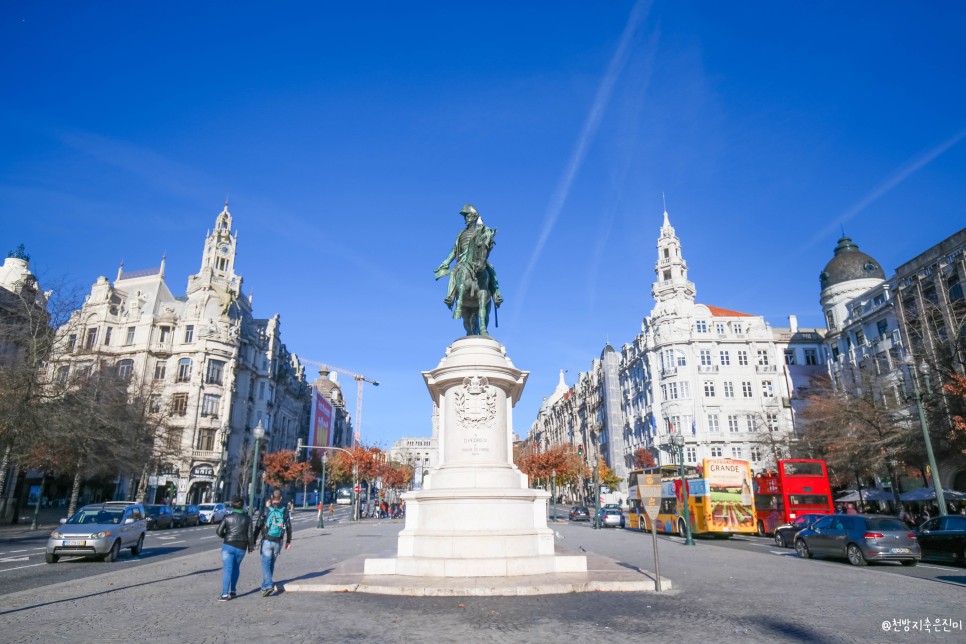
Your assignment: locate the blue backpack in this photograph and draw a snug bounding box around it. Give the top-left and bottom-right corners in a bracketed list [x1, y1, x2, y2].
[265, 506, 286, 538]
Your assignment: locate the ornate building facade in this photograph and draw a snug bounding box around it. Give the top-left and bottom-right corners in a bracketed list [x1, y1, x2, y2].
[50, 205, 311, 505]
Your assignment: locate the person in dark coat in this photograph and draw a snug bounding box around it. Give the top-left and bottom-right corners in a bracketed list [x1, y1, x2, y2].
[216, 496, 254, 601]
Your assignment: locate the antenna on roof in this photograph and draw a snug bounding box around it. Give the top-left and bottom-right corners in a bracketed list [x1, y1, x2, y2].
[840, 223, 846, 237]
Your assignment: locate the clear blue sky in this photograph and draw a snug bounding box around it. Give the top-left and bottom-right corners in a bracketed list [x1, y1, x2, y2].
[3, 2, 965, 448]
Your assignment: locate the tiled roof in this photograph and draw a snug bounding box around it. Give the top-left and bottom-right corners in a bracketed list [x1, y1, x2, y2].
[705, 304, 755, 317]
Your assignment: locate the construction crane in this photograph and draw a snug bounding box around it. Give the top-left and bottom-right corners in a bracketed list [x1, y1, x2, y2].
[301, 358, 379, 445]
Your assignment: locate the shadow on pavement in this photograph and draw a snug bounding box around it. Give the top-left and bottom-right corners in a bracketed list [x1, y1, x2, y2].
[0, 566, 220, 617]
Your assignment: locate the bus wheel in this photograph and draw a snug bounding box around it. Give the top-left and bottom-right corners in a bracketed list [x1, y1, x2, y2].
[677, 519, 687, 538]
[757, 520, 766, 537]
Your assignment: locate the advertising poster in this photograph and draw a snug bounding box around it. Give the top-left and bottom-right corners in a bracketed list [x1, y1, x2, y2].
[705, 458, 756, 532]
[309, 390, 334, 447]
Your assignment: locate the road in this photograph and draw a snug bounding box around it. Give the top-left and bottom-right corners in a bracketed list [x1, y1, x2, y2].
[559, 518, 965, 586]
[0, 506, 350, 596]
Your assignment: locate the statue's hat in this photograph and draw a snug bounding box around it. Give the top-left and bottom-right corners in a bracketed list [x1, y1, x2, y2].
[459, 203, 478, 216]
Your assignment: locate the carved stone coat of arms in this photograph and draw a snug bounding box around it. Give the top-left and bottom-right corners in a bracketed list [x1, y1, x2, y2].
[454, 375, 497, 431]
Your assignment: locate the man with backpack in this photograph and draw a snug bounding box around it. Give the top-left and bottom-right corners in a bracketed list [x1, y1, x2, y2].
[253, 489, 292, 597]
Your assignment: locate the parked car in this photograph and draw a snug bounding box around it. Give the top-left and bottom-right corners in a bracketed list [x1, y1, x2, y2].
[144, 504, 175, 530]
[172, 504, 201, 528]
[915, 515, 966, 565]
[569, 505, 590, 522]
[794, 514, 921, 566]
[198, 503, 228, 524]
[594, 508, 625, 529]
[774, 513, 828, 548]
[46, 502, 146, 563]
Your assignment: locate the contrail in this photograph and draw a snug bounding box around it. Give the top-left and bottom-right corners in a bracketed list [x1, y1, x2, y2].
[810, 128, 966, 247]
[515, 0, 651, 310]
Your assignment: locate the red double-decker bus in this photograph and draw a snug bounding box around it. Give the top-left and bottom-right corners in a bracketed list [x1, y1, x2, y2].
[752, 459, 833, 536]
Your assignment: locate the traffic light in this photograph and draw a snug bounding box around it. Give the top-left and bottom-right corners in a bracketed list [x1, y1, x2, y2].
[577, 445, 584, 457]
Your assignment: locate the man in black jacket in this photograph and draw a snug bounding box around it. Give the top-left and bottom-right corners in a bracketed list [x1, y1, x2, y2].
[216, 496, 253, 601]
[253, 489, 292, 596]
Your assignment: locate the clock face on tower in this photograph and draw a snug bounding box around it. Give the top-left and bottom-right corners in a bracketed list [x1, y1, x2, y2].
[219, 245, 230, 254]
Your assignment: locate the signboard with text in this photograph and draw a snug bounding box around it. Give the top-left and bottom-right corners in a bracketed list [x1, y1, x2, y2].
[639, 472, 662, 520]
[309, 390, 334, 448]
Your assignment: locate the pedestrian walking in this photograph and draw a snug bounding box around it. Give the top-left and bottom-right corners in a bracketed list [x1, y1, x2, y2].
[316, 500, 324, 528]
[845, 503, 858, 515]
[253, 489, 292, 597]
[215, 496, 253, 602]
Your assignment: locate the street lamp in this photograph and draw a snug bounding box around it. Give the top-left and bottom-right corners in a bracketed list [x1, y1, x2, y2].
[670, 434, 695, 546]
[550, 468, 556, 522]
[318, 452, 327, 528]
[592, 463, 600, 530]
[352, 463, 360, 522]
[905, 358, 948, 516]
[249, 420, 265, 515]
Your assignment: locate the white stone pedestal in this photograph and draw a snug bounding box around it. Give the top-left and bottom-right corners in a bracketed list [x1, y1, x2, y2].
[364, 336, 586, 577]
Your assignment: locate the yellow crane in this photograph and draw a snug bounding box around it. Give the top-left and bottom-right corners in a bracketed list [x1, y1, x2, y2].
[301, 358, 379, 445]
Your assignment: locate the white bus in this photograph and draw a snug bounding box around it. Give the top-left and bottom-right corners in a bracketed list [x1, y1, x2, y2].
[335, 487, 353, 505]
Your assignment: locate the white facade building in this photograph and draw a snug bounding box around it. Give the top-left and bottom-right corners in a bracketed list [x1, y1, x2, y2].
[51, 205, 310, 505]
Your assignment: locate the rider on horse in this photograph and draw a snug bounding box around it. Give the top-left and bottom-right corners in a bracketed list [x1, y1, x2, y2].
[434, 204, 503, 335]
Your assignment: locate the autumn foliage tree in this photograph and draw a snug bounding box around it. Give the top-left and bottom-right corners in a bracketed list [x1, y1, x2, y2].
[944, 374, 966, 454]
[515, 443, 586, 492]
[632, 448, 656, 469]
[262, 450, 300, 489]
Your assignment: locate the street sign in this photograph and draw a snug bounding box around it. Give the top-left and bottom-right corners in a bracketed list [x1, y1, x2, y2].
[639, 473, 662, 520]
[354, 484, 360, 494]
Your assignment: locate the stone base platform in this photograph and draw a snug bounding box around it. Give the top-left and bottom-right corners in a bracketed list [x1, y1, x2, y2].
[286, 547, 672, 597]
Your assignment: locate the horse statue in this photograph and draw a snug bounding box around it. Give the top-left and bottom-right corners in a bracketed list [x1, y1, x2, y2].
[435, 204, 503, 337]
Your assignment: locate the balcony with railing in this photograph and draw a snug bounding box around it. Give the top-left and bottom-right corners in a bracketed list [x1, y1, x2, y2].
[697, 365, 719, 374]
[755, 364, 778, 374]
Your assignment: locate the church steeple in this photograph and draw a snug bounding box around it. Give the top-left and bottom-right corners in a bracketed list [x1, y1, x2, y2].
[188, 202, 242, 296]
[651, 208, 696, 306]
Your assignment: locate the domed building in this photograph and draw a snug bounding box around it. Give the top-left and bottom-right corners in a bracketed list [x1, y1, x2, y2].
[819, 236, 887, 335]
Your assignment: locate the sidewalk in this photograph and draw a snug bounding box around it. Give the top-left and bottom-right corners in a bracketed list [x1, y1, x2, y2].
[0, 507, 68, 538]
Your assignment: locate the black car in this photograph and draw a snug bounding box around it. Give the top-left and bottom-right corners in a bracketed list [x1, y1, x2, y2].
[569, 505, 590, 522]
[915, 514, 966, 565]
[774, 513, 828, 548]
[144, 504, 174, 530]
[172, 504, 201, 528]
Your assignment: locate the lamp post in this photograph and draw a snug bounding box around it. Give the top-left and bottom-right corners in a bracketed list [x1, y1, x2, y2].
[671, 434, 695, 545]
[906, 359, 948, 516]
[249, 420, 265, 515]
[317, 453, 327, 528]
[352, 463, 360, 522]
[550, 468, 556, 522]
[592, 463, 600, 530]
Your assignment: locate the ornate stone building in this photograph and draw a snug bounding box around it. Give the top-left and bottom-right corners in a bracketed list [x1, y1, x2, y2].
[50, 205, 310, 504]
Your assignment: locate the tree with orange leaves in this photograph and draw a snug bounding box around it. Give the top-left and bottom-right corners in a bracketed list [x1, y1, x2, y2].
[262, 450, 299, 489]
[632, 448, 656, 469]
[944, 373, 966, 454]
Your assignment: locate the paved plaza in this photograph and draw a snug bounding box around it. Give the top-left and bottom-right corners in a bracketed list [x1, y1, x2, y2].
[1, 516, 963, 643]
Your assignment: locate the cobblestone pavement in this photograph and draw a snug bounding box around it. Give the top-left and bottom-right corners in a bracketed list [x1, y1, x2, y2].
[2, 518, 963, 643]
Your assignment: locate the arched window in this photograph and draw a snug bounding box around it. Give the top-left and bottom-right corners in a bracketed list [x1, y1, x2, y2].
[176, 358, 192, 382]
[115, 359, 134, 380]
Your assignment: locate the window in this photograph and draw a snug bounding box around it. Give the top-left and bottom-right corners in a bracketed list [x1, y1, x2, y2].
[125, 326, 135, 345]
[737, 350, 748, 366]
[747, 415, 759, 432]
[660, 384, 667, 401]
[680, 381, 691, 399]
[750, 447, 762, 461]
[258, 381, 266, 400]
[56, 365, 70, 386]
[668, 382, 679, 399]
[115, 359, 134, 380]
[723, 381, 735, 398]
[707, 414, 720, 433]
[766, 413, 779, 431]
[159, 326, 171, 343]
[695, 320, 708, 333]
[703, 380, 716, 397]
[715, 323, 725, 334]
[675, 352, 687, 367]
[733, 322, 743, 334]
[201, 394, 220, 418]
[784, 349, 796, 365]
[720, 351, 730, 366]
[164, 428, 182, 452]
[196, 429, 216, 451]
[855, 329, 865, 345]
[685, 447, 697, 464]
[85, 327, 98, 349]
[731, 446, 743, 459]
[741, 381, 753, 398]
[876, 319, 889, 339]
[710, 445, 723, 458]
[728, 415, 740, 432]
[171, 393, 189, 416]
[149, 395, 162, 413]
[804, 349, 818, 366]
[761, 380, 775, 397]
[154, 360, 167, 381]
[176, 358, 191, 382]
[206, 360, 225, 385]
[104, 327, 113, 346]
[184, 325, 194, 343]
[757, 350, 769, 366]
[700, 350, 712, 366]
[68, 334, 77, 350]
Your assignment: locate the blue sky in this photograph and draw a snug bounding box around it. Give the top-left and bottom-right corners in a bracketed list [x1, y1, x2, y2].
[3, 2, 965, 448]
